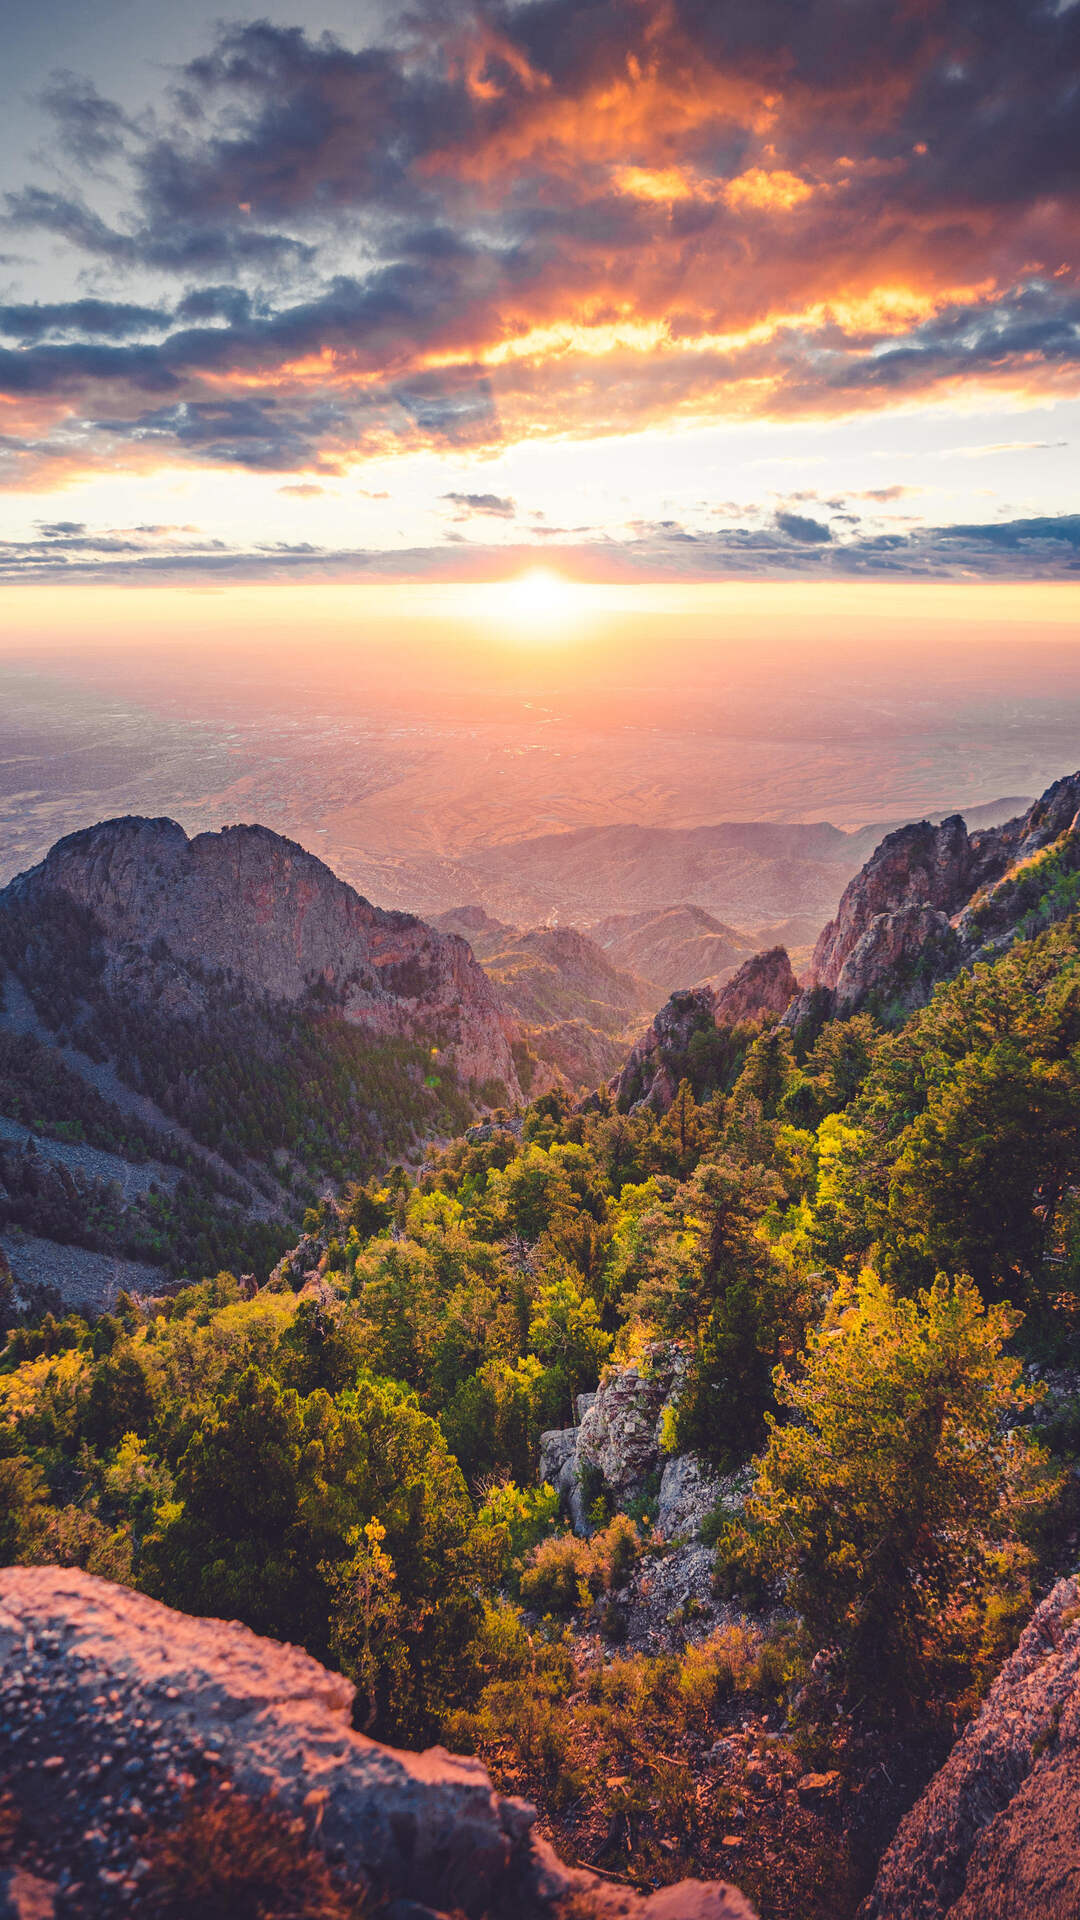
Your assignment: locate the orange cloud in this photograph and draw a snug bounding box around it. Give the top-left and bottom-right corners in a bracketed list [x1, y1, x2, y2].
[723, 168, 817, 213]
[2, 6, 1078, 490]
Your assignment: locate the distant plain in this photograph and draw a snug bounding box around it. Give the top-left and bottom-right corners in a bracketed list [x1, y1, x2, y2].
[2, 606, 1072, 932]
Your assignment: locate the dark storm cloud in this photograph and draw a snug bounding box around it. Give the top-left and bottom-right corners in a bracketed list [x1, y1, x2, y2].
[933, 514, 1080, 551]
[0, 341, 181, 397]
[174, 286, 255, 327]
[0, 262, 504, 400]
[1, 2, 1078, 475]
[611, 511, 1080, 579]
[0, 300, 170, 342]
[95, 397, 323, 467]
[809, 287, 1080, 400]
[81, 363, 499, 470]
[3, 187, 314, 274]
[144, 24, 429, 221]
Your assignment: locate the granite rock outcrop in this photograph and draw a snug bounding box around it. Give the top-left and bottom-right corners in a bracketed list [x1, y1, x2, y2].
[713, 947, 799, 1026]
[0, 1566, 756, 1920]
[860, 1573, 1080, 1920]
[790, 773, 1080, 1024]
[539, 1351, 723, 1542]
[610, 948, 799, 1113]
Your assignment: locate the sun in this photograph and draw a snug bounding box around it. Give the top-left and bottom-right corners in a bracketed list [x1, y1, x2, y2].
[448, 564, 604, 642]
[476, 566, 586, 637]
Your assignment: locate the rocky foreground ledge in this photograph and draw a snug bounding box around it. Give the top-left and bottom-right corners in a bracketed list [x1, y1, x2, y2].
[861, 1573, 1080, 1920]
[0, 1567, 755, 1920]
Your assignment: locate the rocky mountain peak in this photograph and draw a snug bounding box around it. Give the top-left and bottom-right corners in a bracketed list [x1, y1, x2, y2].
[809, 815, 975, 994]
[608, 946, 799, 1113]
[713, 946, 798, 1025]
[791, 771, 1080, 1023]
[4, 816, 521, 1099]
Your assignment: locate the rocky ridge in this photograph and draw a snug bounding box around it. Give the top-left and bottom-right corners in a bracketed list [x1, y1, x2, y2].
[609, 949, 799, 1113]
[0, 1566, 756, 1920]
[0, 819, 532, 1306]
[860, 1572, 1080, 1920]
[789, 773, 1080, 1024]
[4, 818, 520, 1097]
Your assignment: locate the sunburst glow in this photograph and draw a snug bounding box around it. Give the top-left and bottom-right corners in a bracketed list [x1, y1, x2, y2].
[470, 567, 589, 639]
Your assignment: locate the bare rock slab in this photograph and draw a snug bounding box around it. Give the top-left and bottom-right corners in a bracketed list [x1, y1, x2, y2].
[860, 1574, 1080, 1920]
[0, 1567, 757, 1920]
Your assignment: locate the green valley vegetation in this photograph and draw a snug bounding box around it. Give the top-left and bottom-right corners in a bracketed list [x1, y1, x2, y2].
[3, 913, 1080, 1911]
[0, 1001, 476, 1289]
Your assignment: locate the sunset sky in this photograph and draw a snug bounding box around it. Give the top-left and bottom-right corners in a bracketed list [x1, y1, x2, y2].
[1, 0, 1078, 602]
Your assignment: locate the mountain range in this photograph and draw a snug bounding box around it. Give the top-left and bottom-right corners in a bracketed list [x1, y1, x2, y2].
[596, 775, 1080, 1114]
[366, 798, 1032, 930]
[1, 781, 1073, 1312]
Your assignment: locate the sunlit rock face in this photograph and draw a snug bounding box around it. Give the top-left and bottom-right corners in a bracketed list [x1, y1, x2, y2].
[860, 1573, 1080, 1920]
[3, 815, 521, 1097]
[609, 947, 799, 1114]
[809, 814, 981, 997]
[0, 1566, 757, 1920]
[713, 948, 799, 1026]
[540, 1348, 724, 1545]
[790, 772, 1080, 1024]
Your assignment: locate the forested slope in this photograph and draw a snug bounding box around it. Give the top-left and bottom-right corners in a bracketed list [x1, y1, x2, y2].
[4, 901, 1080, 1914]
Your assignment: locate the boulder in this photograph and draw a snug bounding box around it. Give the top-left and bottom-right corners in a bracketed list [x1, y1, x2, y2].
[577, 1365, 669, 1496]
[538, 1426, 579, 1519]
[543, 1351, 692, 1533]
[268, 1230, 326, 1289]
[580, 1347, 687, 1494]
[860, 1574, 1080, 1920]
[0, 1567, 757, 1920]
[825, 903, 958, 1018]
[656, 1454, 724, 1541]
[538, 1426, 577, 1487]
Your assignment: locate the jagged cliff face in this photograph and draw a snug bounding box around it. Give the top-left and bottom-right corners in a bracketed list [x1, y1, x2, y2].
[809, 815, 977, 995]
[610, 947, 799, 1113]
[794, 772, 1080, 1022]
[4, 817, 521, 1099]
[714, 947, 799, 1026]
[0, 819, 526, 1305]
